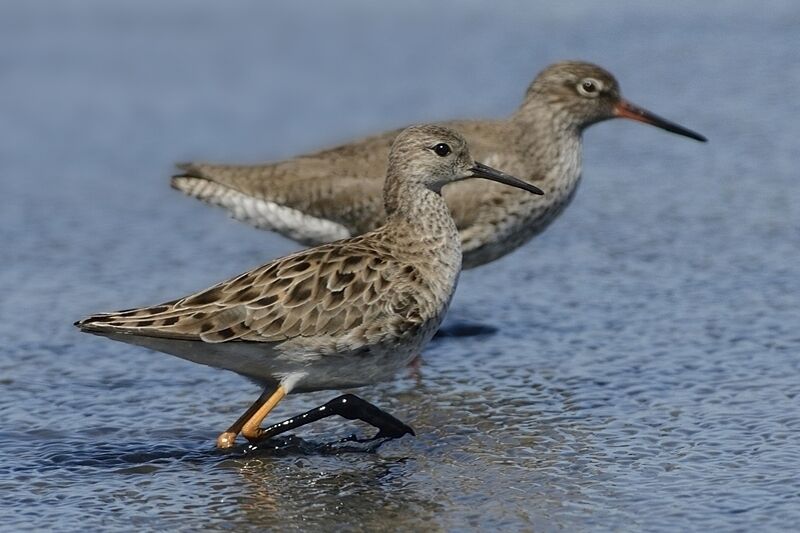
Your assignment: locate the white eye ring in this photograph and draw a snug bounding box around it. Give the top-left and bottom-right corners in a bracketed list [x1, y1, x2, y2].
[577, 78, 603, 98]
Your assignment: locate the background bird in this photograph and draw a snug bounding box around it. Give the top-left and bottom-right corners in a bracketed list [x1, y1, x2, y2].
[172, 60, 706, 269]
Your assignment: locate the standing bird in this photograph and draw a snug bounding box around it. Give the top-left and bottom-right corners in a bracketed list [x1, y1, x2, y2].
[173, 61, 706, 269]
[76, 125, 543, 449]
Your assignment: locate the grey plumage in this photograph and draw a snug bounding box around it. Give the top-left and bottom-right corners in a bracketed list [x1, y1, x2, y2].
[172, 61, 705, 268]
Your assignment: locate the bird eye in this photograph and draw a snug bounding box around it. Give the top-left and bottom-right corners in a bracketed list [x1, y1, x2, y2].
[432, 143, 452, 157]
[577, 78, 602, 97]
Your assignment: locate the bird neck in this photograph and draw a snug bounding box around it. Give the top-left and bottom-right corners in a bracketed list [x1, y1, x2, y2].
[455, 99, 586, 267]
[507, 99, 584, 197]
[510, 98, 583, 155]
[384, 178, 454, 231]
[382, 178, 460, 264]
[380, 176, 462, 328]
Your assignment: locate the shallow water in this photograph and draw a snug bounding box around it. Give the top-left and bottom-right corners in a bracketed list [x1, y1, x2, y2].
[2, 1, 799, 531]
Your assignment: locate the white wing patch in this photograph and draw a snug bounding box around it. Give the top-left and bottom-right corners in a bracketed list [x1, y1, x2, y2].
[173, 176, 352, 246]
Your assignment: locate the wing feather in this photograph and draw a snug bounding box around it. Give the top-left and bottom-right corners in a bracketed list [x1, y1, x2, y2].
[75, 234, 417, 346]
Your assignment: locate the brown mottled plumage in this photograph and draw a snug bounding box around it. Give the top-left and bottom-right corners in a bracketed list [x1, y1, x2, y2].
[76, 124, 543, 448]
[172, 61, 706, 268]
[77, 236, 444, 351]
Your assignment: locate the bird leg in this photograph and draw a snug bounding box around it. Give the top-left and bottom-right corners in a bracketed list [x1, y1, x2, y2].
[216, 385, 286, 448]
[251, 393, 415, 443]
[406, 354, 423, 382]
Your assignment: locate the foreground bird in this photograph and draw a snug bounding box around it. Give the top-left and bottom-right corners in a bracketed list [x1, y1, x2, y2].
[76, 125, 543, 448]
[173, 61, 706, 269]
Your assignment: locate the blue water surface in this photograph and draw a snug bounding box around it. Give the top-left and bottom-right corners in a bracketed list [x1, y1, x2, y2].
[1, 1, 799, 531]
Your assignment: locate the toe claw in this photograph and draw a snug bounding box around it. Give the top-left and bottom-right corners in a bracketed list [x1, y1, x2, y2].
[216, 431, 238, 449]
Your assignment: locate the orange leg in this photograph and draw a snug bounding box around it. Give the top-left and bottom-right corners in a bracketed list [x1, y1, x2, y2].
[216, 385, 287, 448]
[241, 385, 287, 442]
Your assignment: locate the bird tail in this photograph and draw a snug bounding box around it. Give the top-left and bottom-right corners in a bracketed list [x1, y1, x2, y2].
[73, 300, 192, 340]
[170, 162, 232, 203]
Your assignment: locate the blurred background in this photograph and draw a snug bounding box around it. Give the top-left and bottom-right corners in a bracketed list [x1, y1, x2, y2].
[1, 1, 799, 531]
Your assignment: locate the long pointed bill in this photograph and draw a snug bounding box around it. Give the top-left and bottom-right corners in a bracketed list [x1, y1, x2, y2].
[469, 162, 544, 195]
[614, 99, 707, 142]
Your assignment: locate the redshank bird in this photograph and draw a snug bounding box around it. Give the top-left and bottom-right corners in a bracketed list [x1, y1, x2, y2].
[172, 61, 705, 269]
[76, 125, 544, 448]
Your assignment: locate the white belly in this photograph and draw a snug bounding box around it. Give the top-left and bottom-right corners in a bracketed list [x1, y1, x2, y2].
[100, 330, 422, 393]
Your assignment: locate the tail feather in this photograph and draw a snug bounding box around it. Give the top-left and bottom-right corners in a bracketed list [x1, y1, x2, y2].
[170, 165, 351, 246]
[171, 162, 260, 191]
[171, 161, 215, 194]
[172, 162, 208, 182]
[170, 174, 222, 203]
[74, 300, 199, 341]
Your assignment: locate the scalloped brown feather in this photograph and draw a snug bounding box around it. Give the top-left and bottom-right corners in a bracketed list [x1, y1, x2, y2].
[76, 233, 432, 346]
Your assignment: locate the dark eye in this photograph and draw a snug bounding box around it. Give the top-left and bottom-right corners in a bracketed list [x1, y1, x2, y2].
[432, 143, 451, 157]
[577, 78, 603, 97]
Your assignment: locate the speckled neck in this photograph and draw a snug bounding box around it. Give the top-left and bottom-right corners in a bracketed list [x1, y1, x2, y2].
[378, 176, 462, 330]
[513, 93, 582, 153]
[513, 101, 583, 206]
[460, 103, 584, 268]
[384, 178, 460, 248]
